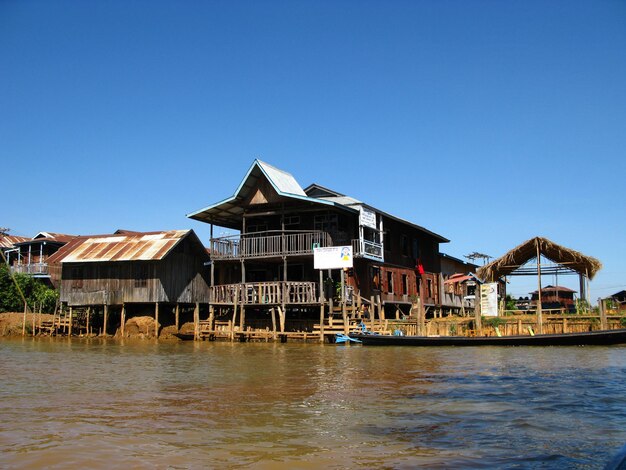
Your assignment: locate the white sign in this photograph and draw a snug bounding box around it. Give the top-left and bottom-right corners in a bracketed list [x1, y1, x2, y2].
[314, 246, 353, 270]
[359, 207, 377, 229]
[480, 283, 498, 317]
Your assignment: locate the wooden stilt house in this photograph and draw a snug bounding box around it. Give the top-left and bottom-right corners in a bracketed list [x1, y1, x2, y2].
[47, 229, 210, 336]
[187, 160, 449, 340]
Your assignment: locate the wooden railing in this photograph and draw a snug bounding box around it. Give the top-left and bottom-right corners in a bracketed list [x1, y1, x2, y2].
[211, 281, 319, 305]
[10, 263, 49, 275]
[211, 231, 332, 260]
[352, 239, 384, 260]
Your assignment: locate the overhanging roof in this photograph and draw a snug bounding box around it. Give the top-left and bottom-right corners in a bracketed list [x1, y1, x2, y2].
[187, 160, 355, 229]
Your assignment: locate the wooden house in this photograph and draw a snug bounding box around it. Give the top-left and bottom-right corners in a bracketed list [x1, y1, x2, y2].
[47, 229, 210, 335]
[188, 160, 449, 339]
[439, 253, 479, 313]
[530, 285, 577, 313]
[6, 232, 75, 285]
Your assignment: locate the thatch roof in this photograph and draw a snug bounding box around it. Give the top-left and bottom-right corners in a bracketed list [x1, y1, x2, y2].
[476, 237, 602, 282]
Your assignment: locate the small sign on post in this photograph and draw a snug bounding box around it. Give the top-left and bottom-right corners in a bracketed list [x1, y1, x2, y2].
[480, 283, 498, 317]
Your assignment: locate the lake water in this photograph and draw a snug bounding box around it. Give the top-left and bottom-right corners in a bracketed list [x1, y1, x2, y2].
[1, 338, 626, 469]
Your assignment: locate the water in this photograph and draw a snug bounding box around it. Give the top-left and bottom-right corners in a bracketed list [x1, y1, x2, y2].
[1, 339, 626, 469]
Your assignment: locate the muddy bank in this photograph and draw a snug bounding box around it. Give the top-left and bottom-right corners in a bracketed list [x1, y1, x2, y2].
[0, 312, 194, 340]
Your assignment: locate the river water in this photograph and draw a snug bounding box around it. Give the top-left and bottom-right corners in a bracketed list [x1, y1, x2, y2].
[1, 339, 626, 469]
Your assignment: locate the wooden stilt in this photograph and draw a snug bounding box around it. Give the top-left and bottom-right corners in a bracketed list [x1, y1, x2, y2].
[154, 302, 159, 338]
[193, 302, 200, 340]
[103, 304, 109, 336]
[271, 307, 277, 340]
[120, 304, 125, 337]
[232, 300, 238, 342]
[536, 241, 543, 334]
[175, 303, 180, 331]
[599, 298, 608, 330]
[69, 307, 73, 336]
[208, 305, 214, 332]
[278, 306, 285, 333]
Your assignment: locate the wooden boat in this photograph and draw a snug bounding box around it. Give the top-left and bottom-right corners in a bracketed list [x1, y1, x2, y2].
[349, 328, 626, 346]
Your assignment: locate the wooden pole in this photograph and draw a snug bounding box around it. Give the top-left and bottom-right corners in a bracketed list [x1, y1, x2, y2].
[68, 306, 73, 336]
[599, 298, 608, 330]
[536, 241, 543, 334]
[319, 270, 325, 342]
[231, 294, 238, 341]
[341, 268, 348, 334]
[193, 302, 200, 340]
[120, 304, 125, 337]
[175, 303, 180, 331]
[154, 303, 159, 338]
[271, 307, 277, 340]
[475, 285, 482, 336]
[208, 305, 214, 332]
[103, 304, 109, 336]
[370, 295, 375, 332]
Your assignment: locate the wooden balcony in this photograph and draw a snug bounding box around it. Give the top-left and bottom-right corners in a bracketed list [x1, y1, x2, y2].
[211, 281, 319, 306]
[10, 263, 49, 276]
[352, 239, 384, 261]
[441, 292, 475, 309]
[210, 230, 333, 260]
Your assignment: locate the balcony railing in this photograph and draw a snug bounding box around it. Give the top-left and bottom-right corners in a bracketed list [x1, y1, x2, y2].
[352, 239, 384, 261]
[210, 230, 333, 260]
[211, 281, 319, 305]
[10, 263, 49, 276]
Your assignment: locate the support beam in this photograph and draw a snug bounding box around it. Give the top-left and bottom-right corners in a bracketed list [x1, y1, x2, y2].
[154, 303, 160, 338]
[68, 306, 73, 336]
[175, 303, 180, 331]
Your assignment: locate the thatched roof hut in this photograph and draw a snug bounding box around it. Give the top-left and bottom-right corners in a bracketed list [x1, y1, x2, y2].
[477, 237, 602, 283]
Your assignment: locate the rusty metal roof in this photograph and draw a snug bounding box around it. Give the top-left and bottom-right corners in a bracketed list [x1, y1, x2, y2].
[51, 230, 192, 263]
[0, 234, 29, 249]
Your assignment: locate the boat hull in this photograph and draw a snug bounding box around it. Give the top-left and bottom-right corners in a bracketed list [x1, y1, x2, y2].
[350, 329, 626, 346]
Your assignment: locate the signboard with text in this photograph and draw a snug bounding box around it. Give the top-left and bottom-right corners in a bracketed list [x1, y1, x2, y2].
[314, 246, 353, 270]
[359, 207, 377, 229]
[480, 283, 498, 317]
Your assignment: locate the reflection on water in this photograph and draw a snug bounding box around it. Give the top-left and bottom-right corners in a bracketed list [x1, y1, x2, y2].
[1, 338, 626, 468]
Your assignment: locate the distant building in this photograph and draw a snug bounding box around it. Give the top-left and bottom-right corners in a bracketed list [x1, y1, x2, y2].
[530, 285, 577, 312]
[6, 232, 75, 284]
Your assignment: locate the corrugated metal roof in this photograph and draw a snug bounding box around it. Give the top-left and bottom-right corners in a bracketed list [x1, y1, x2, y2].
[0, 234, 29, 249]
[257, 160, 307, 196]
[58, 230, 190, 263]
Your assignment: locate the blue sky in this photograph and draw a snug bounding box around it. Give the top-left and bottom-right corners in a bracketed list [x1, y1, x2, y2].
[2, 1, 625, 301]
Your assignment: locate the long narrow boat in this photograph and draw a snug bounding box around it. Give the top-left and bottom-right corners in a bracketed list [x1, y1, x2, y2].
[350, 328, 626, 346]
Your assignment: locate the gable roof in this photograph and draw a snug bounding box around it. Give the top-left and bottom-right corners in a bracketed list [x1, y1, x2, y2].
[476, 237, 602, 282]
[0, 233, 29, 249]
[47, 230, 207, 264]
[187, 159, 354, 229]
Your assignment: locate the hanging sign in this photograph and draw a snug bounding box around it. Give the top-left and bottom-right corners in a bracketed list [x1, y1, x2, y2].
[480, 283, 498, 317]
[359, 207, 377, 229]
[314, 246, 353, 269]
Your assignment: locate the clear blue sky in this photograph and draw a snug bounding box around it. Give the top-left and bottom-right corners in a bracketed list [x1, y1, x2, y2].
[2, 1, 625, 301]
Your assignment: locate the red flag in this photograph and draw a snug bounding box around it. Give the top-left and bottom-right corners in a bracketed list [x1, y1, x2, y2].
[417, 259, 425, 275]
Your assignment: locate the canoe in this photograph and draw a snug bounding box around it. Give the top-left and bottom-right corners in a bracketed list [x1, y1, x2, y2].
[349, 328, 626, 346]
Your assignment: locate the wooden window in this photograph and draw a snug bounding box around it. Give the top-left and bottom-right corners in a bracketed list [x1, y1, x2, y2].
[387, 271, 394, 294]
[402, 235, 409, 256]
[402, 274, 408, 295]
[427, 279, 433, 298]
[412, 238, 420, 259]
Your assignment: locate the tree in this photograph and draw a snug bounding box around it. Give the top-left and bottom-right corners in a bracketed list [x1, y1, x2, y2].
[0, 263, 59, 313]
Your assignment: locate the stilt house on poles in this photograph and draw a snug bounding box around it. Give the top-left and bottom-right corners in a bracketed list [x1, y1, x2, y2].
[187, 159, 449, 341]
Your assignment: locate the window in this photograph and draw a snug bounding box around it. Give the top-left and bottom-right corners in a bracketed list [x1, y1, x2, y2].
[385, 231, 392, 252]
[427, 279, 433, 298]
[402, 235, 409, 256]
[402, 274, 408, 295]
[284, 216, 300, 228]
[412, 238, 420, 260]
[387, 271, 394, 294]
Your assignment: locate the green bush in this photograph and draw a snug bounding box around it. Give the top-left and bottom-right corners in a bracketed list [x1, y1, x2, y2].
[0, 263, 58, 313]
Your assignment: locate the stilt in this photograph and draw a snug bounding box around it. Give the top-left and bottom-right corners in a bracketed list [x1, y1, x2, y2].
[319, 303, 325, 343]
[103, 304, 109, 336]
[208, 305, 214, 332]
[271, 307, 277, 340]
[232, 300, 238, 342]
[69, 307, 73, 336]
[154, 302, 159, 338]
[193, 302, 200, 341]
[240, 306, 245, 330]
[370, 295, 375, 332]
[120, 304, 125, 337]
[175, 303, 180, 331]
[278, 305, 286, 333]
